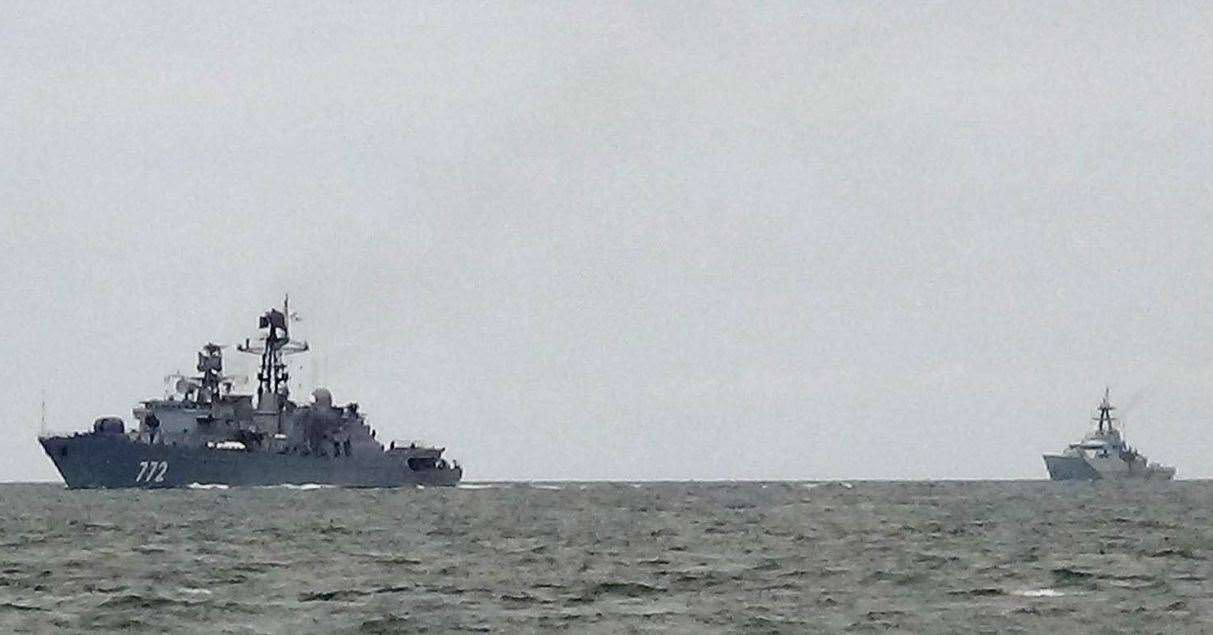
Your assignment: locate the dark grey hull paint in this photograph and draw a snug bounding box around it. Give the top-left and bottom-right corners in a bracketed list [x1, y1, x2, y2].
[40, 433, 461, 489]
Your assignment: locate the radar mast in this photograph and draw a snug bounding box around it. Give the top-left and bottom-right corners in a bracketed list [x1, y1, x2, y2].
[238, 295, 309, 417]
[1093, 386, 1117, 434]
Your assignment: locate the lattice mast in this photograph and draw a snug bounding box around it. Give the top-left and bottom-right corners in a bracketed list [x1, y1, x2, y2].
[1093, 386, 1117, 434]
[238, 296, 308, 428]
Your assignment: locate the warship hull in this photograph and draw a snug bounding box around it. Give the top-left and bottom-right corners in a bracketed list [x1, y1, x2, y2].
[1043, 454, 1175, 481]
[40, 433, 462, 489]
[1044, 390, 1176, 482]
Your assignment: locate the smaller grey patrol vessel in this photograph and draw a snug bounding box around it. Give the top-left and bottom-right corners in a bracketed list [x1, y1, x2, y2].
[1043, 389, 1175, 481]
[39, 300, 462, 489]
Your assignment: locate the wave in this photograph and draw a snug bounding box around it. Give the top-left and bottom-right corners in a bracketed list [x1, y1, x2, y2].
[190, 482, 338, 491]
[97, 593, 200, 610]
[456, 484, 499, 490]
[801, 482, 852, 489]
[275, 483, 333, 491]
[0, 601, 44, 612]
[300, 585, 412, 602]
[578, 581, 664, 600]
[1012, 588, 1066, 597]
[186, 483, 229, 490]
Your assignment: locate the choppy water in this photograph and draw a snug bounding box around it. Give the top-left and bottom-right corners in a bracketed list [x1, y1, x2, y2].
[0, 481, 1209, 633]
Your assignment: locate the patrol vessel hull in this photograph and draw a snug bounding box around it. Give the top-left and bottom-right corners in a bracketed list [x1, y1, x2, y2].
[1043, 454, 1175, 481]
[41, 433, 461, 489]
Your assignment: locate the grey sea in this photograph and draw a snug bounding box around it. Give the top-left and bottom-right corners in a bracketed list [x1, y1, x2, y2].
[0, 481, 1207, 633]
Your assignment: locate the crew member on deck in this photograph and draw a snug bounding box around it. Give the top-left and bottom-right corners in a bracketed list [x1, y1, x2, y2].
[145, 412, 161, 444]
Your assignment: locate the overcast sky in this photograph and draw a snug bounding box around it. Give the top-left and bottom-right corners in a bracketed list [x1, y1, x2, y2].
[3, 2, 1213, 481]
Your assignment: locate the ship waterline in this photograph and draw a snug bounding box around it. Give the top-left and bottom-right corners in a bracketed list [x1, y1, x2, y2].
[40, 435, 461, 489]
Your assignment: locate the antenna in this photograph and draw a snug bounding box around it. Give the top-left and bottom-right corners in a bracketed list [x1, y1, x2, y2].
[238, 299, 310, 435]
[39, 391, 47, 437]
[1093, 386, 1117, 434]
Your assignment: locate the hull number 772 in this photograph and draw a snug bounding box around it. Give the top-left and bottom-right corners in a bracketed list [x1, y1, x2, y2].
[136, 461, 168, 483]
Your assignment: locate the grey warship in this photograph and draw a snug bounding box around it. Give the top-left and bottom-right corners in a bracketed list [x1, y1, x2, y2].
[1043, 389, 1174, 481]
[39, 301, 462, 489]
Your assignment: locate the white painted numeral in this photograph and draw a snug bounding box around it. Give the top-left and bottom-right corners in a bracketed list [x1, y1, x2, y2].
[135, 460, 169, 483]
[153, 461, 167, 482]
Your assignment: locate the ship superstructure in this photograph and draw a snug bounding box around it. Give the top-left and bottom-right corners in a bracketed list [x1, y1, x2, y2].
[1043, 389, 1174, 481]
[39, 300, 462, 489]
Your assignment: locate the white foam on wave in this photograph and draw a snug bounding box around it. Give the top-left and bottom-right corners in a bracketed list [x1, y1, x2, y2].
[177, 587, 213, 596]
[529, 484, 563, 490]
[456, 484, 498, 490]
[274, 483, 333, 491]
[801, 483, 821, 489]
[187, 483, 229, 490]
[1012, 588, 1065, 597]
